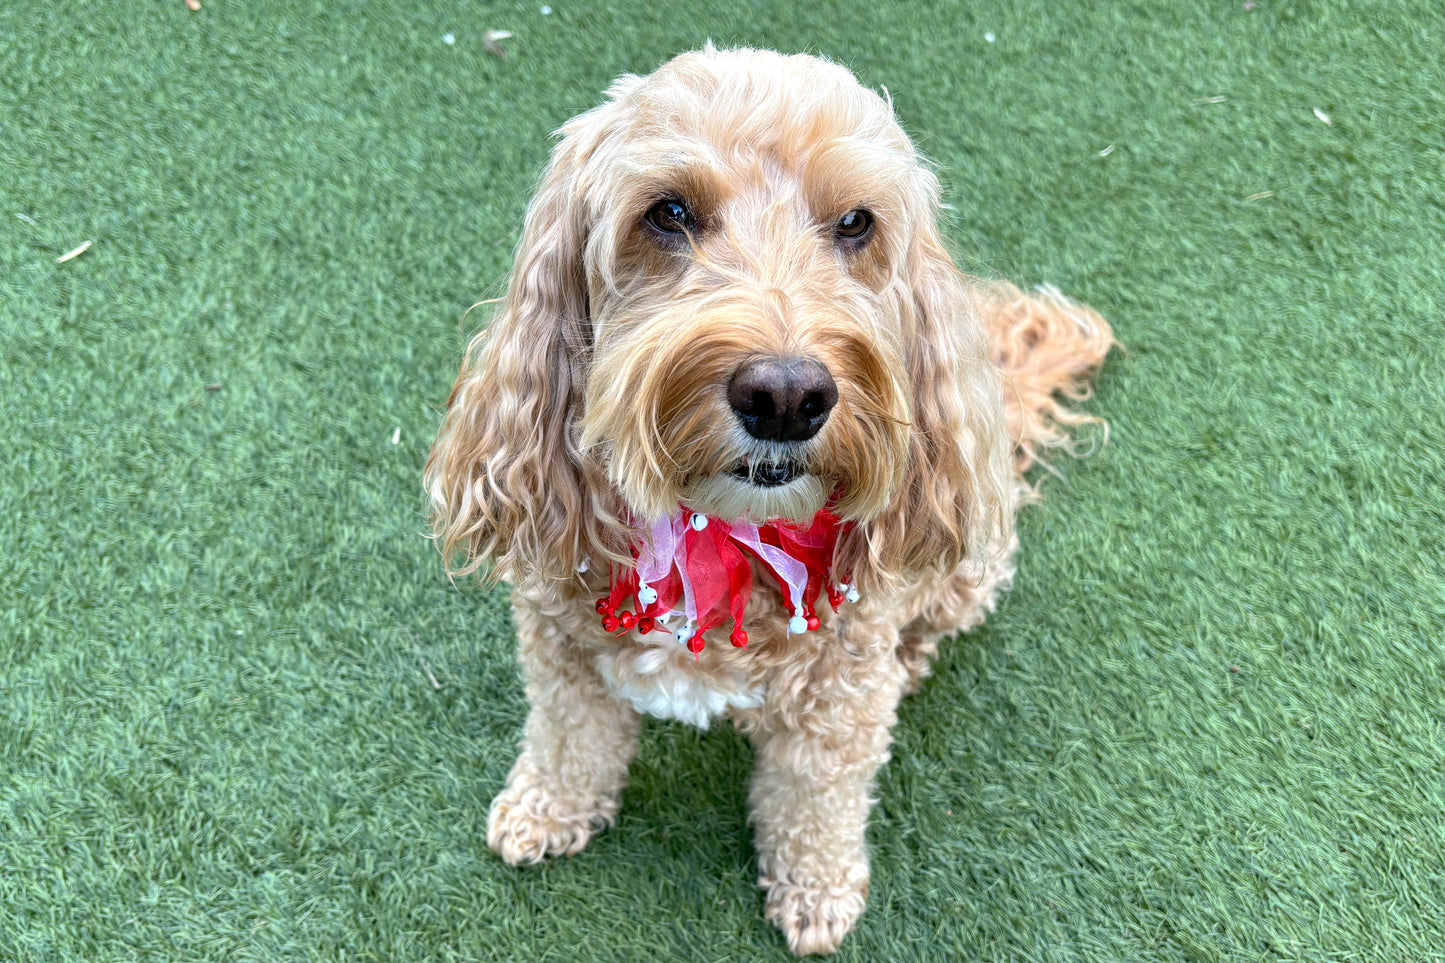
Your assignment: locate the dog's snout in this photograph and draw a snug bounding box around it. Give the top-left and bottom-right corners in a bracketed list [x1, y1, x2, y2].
[727, 356, 838, 443]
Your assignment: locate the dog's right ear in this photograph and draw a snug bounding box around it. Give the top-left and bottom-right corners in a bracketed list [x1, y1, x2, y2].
[425, 107, 621, 588]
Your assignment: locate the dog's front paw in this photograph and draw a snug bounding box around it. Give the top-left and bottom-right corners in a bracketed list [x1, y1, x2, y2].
[762, 869, 869, 956]
[486, 759, 616, 865]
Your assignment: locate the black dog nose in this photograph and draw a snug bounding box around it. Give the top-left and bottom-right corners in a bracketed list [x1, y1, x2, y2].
[727, 356, 838, 442]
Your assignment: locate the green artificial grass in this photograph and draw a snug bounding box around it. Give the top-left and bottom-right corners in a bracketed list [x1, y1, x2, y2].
[3, 0, 1444, 959]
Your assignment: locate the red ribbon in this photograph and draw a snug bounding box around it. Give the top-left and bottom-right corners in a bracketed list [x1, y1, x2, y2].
[596, 508, 852, 654]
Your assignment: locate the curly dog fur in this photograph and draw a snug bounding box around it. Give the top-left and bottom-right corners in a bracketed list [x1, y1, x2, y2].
[426, 46, 1113, 956]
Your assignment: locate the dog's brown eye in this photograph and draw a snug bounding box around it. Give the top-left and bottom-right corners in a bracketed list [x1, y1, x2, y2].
[835, 209, 874, 243]
[644, 198, 693, 236]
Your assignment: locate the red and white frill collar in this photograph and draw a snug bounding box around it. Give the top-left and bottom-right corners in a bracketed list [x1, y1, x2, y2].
[593, 508, 860, 654]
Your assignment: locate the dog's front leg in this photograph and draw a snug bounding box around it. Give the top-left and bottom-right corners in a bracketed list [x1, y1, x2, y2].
[747, 618, 905, 956]
[487, 592, 640, 865]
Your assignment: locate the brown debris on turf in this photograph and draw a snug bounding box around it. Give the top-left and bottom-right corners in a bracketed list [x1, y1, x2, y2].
[484, 29, 512, 59]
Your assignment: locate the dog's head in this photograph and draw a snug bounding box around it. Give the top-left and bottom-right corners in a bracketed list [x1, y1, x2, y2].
[427, 47, 1013, 593]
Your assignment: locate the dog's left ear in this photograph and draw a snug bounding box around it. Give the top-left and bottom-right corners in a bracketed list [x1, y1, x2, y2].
[845, 210, 1015, 594]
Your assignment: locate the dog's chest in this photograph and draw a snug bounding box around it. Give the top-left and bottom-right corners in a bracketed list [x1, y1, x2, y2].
[591, 631, 764, 729]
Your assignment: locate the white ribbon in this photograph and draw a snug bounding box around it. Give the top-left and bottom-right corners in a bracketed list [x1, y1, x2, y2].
[728, 520, 807, 616]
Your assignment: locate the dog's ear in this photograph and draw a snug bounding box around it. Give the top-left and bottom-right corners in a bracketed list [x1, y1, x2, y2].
[425, 109, 621, 587]
[844, 212, 1016, 594]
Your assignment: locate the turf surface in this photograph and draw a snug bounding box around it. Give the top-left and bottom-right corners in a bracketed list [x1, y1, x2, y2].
[3, 1, 1444, 960]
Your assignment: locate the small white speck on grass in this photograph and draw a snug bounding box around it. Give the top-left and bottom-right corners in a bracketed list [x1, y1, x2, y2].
[1097, 144, 1115, 157]
[484, 29, 512, 58]
[1245, 190, 1275, 202]
[410, 633, 444, 690]
[419, 654, 442, 690]
[1313, 107, 1332, 125]
[391, 427, 401, 445]
[1190, 95, 1228, 106]
[541, 5, 552, 13]
[57, 240, 92, 263]
[443, 32, 455, 45]
[984, 32, 996, 43]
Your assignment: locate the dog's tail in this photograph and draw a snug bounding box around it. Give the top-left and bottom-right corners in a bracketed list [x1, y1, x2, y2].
[980, 282, 1116, 477]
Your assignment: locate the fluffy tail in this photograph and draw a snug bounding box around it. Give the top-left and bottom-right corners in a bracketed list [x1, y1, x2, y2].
[980, 282, 1116, 477]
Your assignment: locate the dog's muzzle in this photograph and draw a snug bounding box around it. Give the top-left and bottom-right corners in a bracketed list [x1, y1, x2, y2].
[730, 459, 806, 487]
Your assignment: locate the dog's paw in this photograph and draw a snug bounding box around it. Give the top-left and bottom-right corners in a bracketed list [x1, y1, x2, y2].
[763, 871, 869, 956]
[485, 773, 612, 865]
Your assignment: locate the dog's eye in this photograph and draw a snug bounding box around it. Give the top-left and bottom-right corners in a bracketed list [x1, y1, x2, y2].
[644, 198, 694, 236]
[834, 209, 874, 244]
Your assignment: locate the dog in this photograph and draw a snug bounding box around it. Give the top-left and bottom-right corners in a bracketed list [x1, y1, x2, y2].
[425, 45, 1113, 956]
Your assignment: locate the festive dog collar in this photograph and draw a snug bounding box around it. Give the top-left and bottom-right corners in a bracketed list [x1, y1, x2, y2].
[594, 508, 859, 654]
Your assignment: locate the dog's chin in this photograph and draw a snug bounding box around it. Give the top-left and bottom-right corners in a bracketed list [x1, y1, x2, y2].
[682, 470, 829, 525]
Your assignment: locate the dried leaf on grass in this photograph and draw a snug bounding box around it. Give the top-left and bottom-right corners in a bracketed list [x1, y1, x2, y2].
[484, 29, 512, 59]
[57, 240, 92, 263]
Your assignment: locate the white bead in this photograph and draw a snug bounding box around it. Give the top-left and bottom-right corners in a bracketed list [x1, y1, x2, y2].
[689, 512, 708, 531]
[637, 585, 658, 606]
[788, 615, 808, 635]
[845, 586, 860, 604]
[575, 558, 589, 573]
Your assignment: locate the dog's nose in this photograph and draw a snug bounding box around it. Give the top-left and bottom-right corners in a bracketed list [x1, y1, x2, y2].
[727, 356, 838, 442]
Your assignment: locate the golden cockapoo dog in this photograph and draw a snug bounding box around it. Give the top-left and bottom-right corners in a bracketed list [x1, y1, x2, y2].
[426, 46, 1113, 955]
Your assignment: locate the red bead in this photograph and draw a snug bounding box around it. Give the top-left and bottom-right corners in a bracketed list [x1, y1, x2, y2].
[636, 617, 655, 634]
[618, 611, 636, 630]
[730, 626, 748, 648]
[686, 635, 705, 654]
[806, 615, 821, 631]
[595, 598, 613, 615]
[601, 615, 620, 633]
